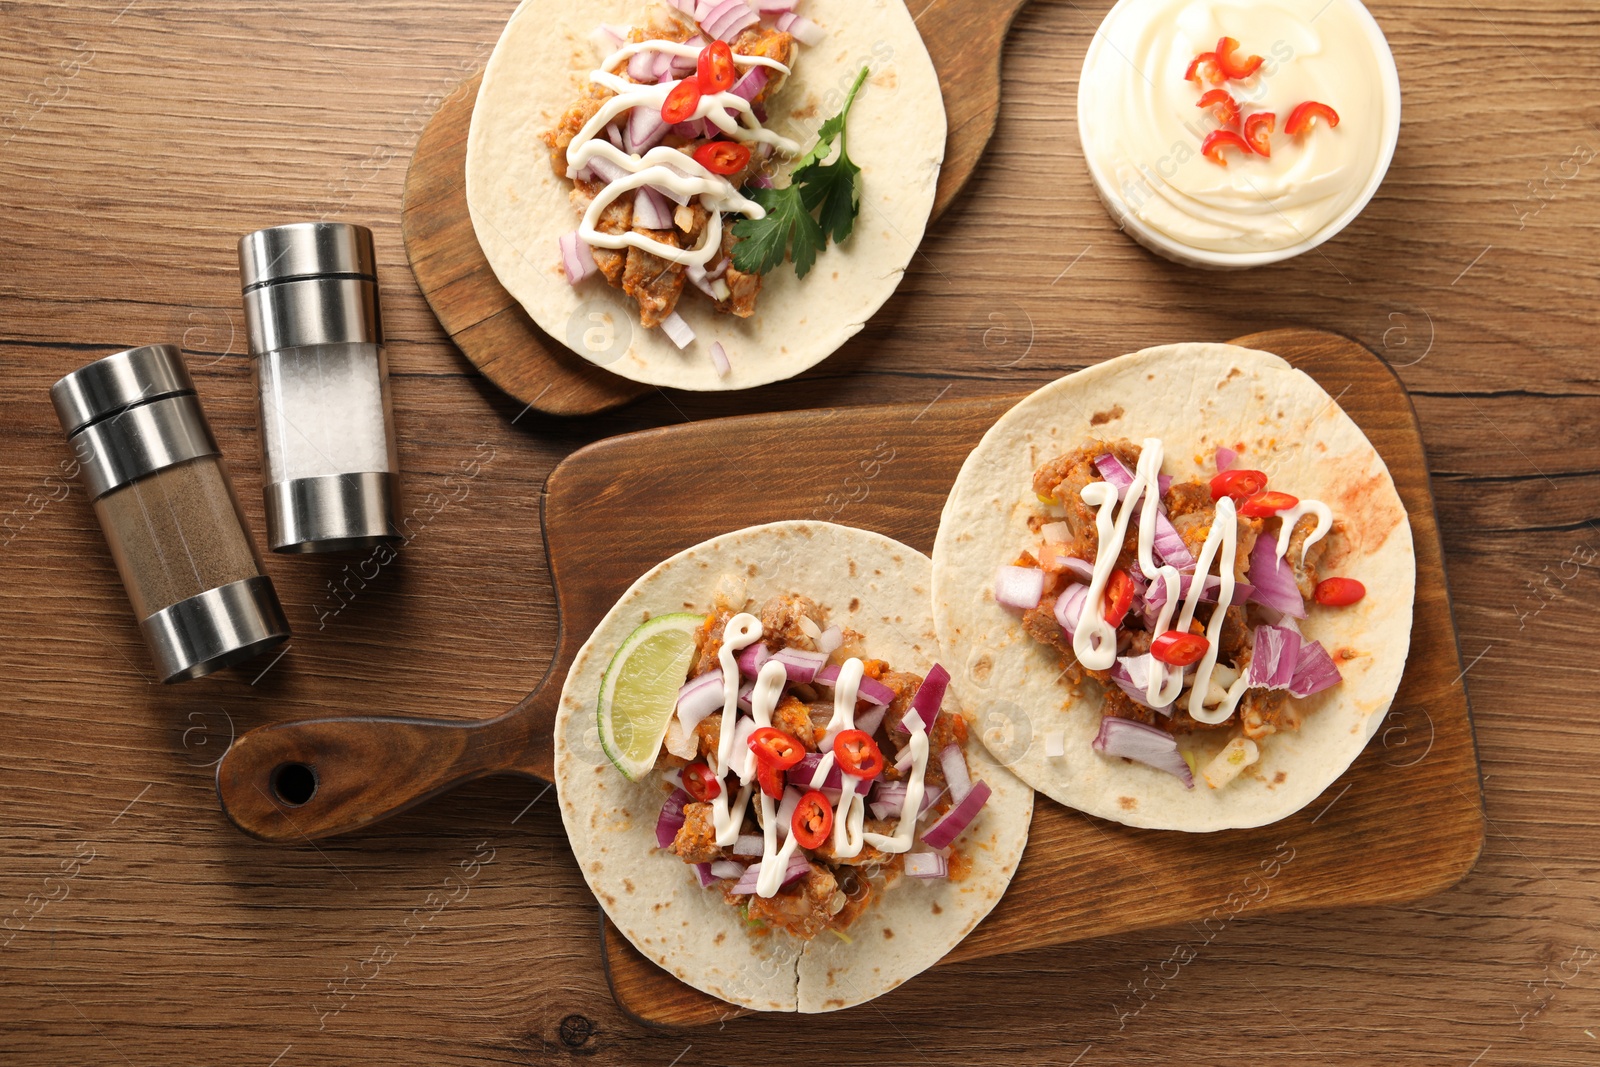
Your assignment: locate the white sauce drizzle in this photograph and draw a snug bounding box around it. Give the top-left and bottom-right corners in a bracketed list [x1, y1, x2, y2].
[807, 658, 867, 861]
[862, 711, 926, 855]
[711, 613, 761, 846]
[565, 39, 803, 268]
[749, 659, 800, 897]
[1130, 440, 1187, 707]
[1179, 496, 1250, 726]
[1274, 499, 1332, 567]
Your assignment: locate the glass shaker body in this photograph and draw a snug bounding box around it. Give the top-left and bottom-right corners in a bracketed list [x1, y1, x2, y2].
[51, 345, 290, 682]
[239, 223, 401, 553]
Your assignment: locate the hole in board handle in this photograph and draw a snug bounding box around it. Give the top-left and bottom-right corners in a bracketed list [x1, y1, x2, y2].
[271, 762, 318, 806]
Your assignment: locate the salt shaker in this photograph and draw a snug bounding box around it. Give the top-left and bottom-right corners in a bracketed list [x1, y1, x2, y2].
[51, 344, 291, 683]
[238, 222, 401, 553]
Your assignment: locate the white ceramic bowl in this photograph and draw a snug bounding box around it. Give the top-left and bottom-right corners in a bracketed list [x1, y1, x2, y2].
[1077, 0, 1402, 270]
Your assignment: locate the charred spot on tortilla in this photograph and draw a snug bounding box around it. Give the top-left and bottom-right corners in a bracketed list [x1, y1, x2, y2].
[1274, 771, 1287, 783]
[1090, 405, 1124, 426]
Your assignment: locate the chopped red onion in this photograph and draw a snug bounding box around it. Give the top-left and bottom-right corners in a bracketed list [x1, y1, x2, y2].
[854, 703, 887, 738]
[897, 663, 949, 734]
[671, 119, 708, 140]
[1246, 624, 1302, 690]
[1215, 446, 1238, 471]
[627, 104, 670, 153]
[604, 122, 624, 148]
[748, 0, 798, 12]
[774, 786, 802, 839]
[1152, 510, 1195, 570]
[693, 862, 717, 888]
[921, 780, 992, 849]
[773, 646, 829, 683]
[656, 788, 692, 848]
[676, 669, 724, 731]
[586, 155, 628, 185]
[693, 0, 716, 18]
[995, 565, 1045, 611]
[1092, 717, 1193, 789]
[1054, 583, 1089, 637]
[1110, 654, 1174, 714]
[730, 715, 758, 780]
[590, 23, 627, 49]
[1247, 530, 1307, 618]
[1145, 573, 1255, 609]
[708, 859, 747, 880]
[788, 752, 871, 794]
[733, 833, 763, 857]
[633, 185, 674, 230]
[748, 172, 775, 189]
[558, 232, 597, 285]
[667, 0, 697, 15]
[729, 852, 810, 894]
[704, 255, 730, 280]
[816, 625, 843, 656]
[894, 748, 913, 775]
[774, 11, 826, 45]
[1044, 730, 1065, 758]
[1288, 640, 1343, 698]
[627, 50, 656, 81]
[1040, 520, 1072, 544]
[660, 311, 695, 349]
[729, 66, 767, 104]
[869, 782, 941, 821]
[703, 0, 758, 40]
[736, 679, 754, 713]
[709, 341, 731, 379]
[736, 641, 771, 678]
[904, 852, 948, 879]
[815, 664, 895, 705]
[939, 743, 971, 803]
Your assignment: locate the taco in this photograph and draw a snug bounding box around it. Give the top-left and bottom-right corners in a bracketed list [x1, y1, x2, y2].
[931, 344, 1415, 832]
[465, 0, 944, 390]
[554, 521, 1031, 1012]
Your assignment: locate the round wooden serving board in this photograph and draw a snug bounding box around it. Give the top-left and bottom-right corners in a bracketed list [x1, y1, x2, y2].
[216, 328, 1485, 1026]
[399, 0, 1034, 418]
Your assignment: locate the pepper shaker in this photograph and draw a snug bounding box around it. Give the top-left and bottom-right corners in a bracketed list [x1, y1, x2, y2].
[238, 222, 401, 553]
[51, 345, 291, 683]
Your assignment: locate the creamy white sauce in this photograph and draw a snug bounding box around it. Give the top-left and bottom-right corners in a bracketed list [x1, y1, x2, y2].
[1274, 498, 1331, 566]
[862, 714, 926, 855]
[749, 659, 799, 897]
[1078, 0, 1390, 254]
[711, 613, 762, 847]
[566, 39, 802, 268]
[1179, 496, 1248, 725]
[1130, 440, 1186, 707]
[810, 658, 867, 861]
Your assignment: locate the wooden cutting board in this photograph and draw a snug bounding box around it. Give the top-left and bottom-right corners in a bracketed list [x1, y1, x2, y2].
[398, 0, 1033, 417]
[216, 328, 1484, 1027]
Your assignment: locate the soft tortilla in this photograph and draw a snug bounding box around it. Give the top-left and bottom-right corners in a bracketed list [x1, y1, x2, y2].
[466, 0, 945, 391]
[930, 343, 1416, 832]
[554, 521, 1032, 1012]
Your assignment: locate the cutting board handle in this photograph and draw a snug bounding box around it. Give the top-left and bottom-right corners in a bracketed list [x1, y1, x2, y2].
[214, 697, 553, 843]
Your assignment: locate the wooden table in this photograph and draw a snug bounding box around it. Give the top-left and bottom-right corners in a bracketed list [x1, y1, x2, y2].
[1, 1, 1594, 1063]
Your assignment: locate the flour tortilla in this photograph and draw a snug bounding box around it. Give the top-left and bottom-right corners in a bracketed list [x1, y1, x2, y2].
[554, 521, 1032, 1012]
[466, 0, 945, 391]
[931, 343, 1416, 832]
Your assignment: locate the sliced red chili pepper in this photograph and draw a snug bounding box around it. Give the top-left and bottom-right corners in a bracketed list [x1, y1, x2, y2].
[1150, 630, 1211, 667]
[1103, 568, 1135, 628]
[1285, 100, 1340, 137]
[833, 729, 885, 779]
[791, 789, 833, 850]
[1197, 89, 1241, 128]
[1314, 577, 1366, 607]
[749, 726, 803, 770]
[1244, 111, 1275, 157]
[1239, 490, 1299, 518]
[1185, 51, 1223, 85]
[1209, 468, 1268, 502]
[1201, 129, 1253, 166]
[682, 761, 721, 802]
[693, 140, 751, 176]
[697, 40, 736, 94]
[661, 78, 702, 125]
[756, 758, 785, 800]
[1215, 36, 1264, 79]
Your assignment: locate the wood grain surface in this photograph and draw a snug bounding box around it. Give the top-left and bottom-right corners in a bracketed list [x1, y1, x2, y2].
[210, 329, 1482, 1025]
[400, 0, 1032, 417]
[2, 1, 1597, 1065]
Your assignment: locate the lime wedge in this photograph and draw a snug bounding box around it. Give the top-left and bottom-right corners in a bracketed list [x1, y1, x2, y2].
[597, 612, 705, 781]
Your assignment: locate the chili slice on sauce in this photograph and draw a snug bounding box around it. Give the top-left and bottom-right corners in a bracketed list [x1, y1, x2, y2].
[833, 729, 885, 779]
[791, 790, 833, 849]
[1239, 490, 1299, 517]
[1201, 128, 1253, 166]
[661, 78, 702, 125]
[693, 140, 751, 175]
[1285, 100, 1340, 136]
[749, 726, 803, 770]
[682, 761, 721, 802]
[1103, 568, 1135, 628]
[1209, 468, 1268, 502]
[1244, 111, 1275, 157]
[697, 40, 736, 94]
[1151, 630, 1210, 667]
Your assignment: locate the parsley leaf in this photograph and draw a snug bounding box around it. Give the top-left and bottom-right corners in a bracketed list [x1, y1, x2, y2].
[729, 65, 871, 278]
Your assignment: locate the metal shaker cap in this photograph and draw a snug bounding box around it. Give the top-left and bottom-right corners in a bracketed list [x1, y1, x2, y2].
[50, 344, 195, 436]
[238, 222, 376, 290]
[238, 223, 382, 353]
